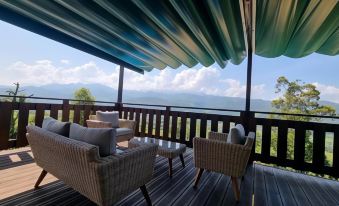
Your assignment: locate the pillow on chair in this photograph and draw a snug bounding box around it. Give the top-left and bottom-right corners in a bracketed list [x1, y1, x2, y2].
[96, 111, 119, 128]
[227, 124, 246, 145]
[69, 123, 117, 156]
[42, 117, 71, 137]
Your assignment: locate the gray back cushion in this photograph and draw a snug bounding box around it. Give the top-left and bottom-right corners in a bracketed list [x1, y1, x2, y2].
[96, 111, 119, 128]
[69, 123, 116, 156]
[42, 117, 71, 137]
[227, 124, 246, 145]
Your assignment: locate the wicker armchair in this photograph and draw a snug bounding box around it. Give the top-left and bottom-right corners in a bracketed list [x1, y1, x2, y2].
[86, 115, 136, 142]
[27, 126, 158, 206]
[193, 131, 255, 202]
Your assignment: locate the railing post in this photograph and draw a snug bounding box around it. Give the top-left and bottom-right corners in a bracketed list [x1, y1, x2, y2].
[62, 99, 70, 122]
[163, 106, 171, 140]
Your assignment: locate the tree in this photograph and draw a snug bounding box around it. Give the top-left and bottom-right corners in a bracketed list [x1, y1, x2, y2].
[1, 83, 33, 140]
[271, 76, 336, 163]
[73, 88, 95, 105]
[72, 88, 95, 124]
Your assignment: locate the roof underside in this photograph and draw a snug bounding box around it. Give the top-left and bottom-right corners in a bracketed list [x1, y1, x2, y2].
[0, 0, 338, 73]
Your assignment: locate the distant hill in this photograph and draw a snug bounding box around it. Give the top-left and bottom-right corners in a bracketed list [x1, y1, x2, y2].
[1, 83, 339, 113]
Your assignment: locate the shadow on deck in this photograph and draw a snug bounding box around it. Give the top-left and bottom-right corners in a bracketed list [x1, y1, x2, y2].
[0, 147, 339, 206]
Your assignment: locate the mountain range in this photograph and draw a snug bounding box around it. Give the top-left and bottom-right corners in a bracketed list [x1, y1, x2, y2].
[1, 83, 339, 113]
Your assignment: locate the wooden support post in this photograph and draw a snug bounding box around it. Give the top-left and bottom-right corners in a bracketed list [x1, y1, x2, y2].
[245, 49, 253, 113]
[117, 65, 124, 104]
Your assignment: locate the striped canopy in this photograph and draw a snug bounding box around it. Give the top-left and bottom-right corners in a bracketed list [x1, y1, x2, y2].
[0, 0, 338, 73]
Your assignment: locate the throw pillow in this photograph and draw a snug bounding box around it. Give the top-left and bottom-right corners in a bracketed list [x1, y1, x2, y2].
[96, 111, 119, 128]
[69, 123, 116, 156]
[227, 124, 246, 145]
[42, 117, 71, 137]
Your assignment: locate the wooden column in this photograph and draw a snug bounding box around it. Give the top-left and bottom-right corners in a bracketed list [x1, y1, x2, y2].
[117, 65, 124, 103]
[245, 49, 253, 113]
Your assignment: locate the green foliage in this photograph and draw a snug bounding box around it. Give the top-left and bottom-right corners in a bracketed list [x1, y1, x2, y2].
[1, 83, 33, 140]
[269, 76, 336, 163]
[72, 87, 95, 105]
[72, 87, 95, 124]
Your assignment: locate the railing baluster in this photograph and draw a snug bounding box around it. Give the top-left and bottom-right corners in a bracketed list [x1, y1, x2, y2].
[222, 116, 230, 133]
[163, 106, 170, 140]
[129, 108, 135, 120]
[50, 104, 59, 119]
[294, 123, 306, 170]
[200, 114, 207, 138]
[123, 107, 128, 119]
[134, 108, 141, 136]
[140, 109, 147, 137]
[171, 111, 178, 140]
[261, 119, 272, 162]
[179, 112, 187, 144]
[155, 110, 161, 137]
[73, 105, 81, 124]
[0, 102, 12, 149]
[277, 121, 288, 165]
[62, 100, 70, 122]
[313, 124, 325, 174]
[16, 103, 29, 147]
[35, 103, 45, 127]
[148, 110, 154, 137]
[189, 113, 197, 147]
[83, 105, 92, 126]
[211, 114, 218, 132]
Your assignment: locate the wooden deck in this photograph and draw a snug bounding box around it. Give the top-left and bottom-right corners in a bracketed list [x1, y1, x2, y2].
[1, 147, 339, 206]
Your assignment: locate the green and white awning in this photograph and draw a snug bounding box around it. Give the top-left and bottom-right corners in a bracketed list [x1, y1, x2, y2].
[0, 0, 338, 73]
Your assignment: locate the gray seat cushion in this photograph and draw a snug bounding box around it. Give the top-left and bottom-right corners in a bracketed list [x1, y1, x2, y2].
[96, 111, 119, 128]
[69, 123, 116, 156]
[42, 117, 71, 137]
[227, 124, 246, 145]
[116, 128, 133, 136]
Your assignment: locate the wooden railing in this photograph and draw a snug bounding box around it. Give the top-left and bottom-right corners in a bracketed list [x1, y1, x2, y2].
[0, 97, 338, 177]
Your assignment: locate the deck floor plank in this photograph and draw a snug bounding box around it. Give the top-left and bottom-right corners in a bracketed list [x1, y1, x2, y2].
[0, 147, 339, 206]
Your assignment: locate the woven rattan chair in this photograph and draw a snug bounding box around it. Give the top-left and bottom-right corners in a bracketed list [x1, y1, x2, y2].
[27, 126, 158, 206]
[86, 114, 136, 142]
[193, 131, 255, 202]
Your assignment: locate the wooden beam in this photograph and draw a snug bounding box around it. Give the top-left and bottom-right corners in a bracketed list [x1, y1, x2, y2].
[117, 66, 124, 103]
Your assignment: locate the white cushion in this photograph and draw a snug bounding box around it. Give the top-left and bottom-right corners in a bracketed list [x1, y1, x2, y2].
[116, 128, 133, 136]
[96, 111, 119, 128]
[69, 123, 116, 156]
[227, 124, 246, 145]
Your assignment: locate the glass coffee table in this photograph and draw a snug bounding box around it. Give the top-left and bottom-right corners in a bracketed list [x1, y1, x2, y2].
[129, 137, 186, 177]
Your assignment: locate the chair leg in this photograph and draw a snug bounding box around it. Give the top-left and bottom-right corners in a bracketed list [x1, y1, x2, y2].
[231, 176, 240, 202]
[34, 170, 47, 189]
[168, 158, 173, 177]
[179, 154, 185, 168]
[193, 168, 204, 188]
[140, 185, 152, 206]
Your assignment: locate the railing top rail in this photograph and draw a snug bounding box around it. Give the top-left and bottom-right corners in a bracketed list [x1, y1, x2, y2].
[1, 95, 338, 119]
[253, 110, 339, 120]
[0, 95, 117, 104]
[122, 102, 244, 113]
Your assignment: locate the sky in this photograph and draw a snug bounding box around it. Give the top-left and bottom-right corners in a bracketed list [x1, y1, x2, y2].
[0, 20, 338, 102]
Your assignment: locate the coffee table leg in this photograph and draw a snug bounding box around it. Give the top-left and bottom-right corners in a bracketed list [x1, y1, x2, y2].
[168, 158, 172, 177]
[179, 154, 185, 168]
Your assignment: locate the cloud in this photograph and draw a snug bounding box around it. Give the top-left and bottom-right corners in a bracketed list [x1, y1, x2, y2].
[313, 82, 339, 103]
[0, 60, 266, 98]
[60, 59, 70, 64]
